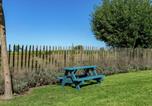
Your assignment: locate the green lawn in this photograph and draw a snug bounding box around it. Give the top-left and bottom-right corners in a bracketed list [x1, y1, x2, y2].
[0, 70, 152, 106]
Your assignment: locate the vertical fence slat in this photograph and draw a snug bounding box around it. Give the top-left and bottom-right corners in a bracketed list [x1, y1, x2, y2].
[12, 45, 15, 70]
[46, 46, 48, 65]
[38, 46, 42, 70]
[8, 44, 11, 65]
[17, 45, 20, 71]
[21, 45, 24, 69]
[28, 45, 31, 69]
[31, 45, 34, 70]
[24, 45, 28, 69]
[49, 46, 51, 64]
[35, 46, 38, 71]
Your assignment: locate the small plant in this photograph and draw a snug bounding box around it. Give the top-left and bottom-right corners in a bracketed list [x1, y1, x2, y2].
[0, 69, 58, 95]
[27, 69, 57, 87]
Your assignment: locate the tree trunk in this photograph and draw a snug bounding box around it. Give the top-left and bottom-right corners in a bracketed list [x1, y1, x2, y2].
[0, 0, 13, 100]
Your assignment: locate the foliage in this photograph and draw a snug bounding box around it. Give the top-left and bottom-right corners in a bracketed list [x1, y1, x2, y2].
[12, 77, 29, 94]
[0, 69, 57, 95]
[91, 0, 152, 48]
[27, 69, 57, 87]
[0, 71, 152, 106]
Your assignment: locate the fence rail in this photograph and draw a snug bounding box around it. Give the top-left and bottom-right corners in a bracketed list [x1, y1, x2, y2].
[0, 45, 152, 74]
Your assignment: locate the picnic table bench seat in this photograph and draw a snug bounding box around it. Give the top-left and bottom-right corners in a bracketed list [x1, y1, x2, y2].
[59, 74, 103, 82]
[73, 75, 104, 82]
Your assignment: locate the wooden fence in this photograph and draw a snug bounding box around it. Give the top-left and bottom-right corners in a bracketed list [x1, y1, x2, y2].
[0, 45, 152, 73]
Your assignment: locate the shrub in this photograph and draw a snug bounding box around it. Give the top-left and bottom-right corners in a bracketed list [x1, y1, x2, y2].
[0, 69, 58, 95]
[27, 69, 57, 87]
[12, 71, 29, 94]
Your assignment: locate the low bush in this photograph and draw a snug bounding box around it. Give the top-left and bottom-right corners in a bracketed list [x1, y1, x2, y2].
[0, 69, 58, 95]
[12, 71, 29, 94]
[27, 69, 57, 87]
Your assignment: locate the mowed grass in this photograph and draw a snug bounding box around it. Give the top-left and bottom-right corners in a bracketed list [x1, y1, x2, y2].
[0, 70, 152, 106]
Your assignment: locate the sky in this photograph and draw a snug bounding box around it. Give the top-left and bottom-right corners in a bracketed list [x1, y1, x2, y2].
[3, 0, 105, 47]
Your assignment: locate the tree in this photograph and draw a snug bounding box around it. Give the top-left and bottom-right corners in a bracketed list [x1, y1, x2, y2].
[0, 0, 13, 99]
[91, 0, 152, 48]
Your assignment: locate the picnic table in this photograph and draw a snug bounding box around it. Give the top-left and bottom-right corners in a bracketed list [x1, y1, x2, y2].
[60, 66, 104, 90]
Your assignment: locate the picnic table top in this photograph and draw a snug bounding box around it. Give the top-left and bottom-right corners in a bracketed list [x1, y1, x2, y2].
[64, 65, 97, 71]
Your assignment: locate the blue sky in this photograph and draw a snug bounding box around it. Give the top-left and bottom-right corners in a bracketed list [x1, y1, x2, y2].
[3, 0, 105, 47]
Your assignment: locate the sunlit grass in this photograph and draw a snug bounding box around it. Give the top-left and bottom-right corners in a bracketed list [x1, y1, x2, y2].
[0, 70, 152, 106]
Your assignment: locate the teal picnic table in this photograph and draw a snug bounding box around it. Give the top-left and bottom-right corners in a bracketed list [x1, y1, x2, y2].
[60, 66, 104, 90]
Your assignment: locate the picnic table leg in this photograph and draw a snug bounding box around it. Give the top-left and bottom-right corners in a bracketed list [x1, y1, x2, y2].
[74, 81, 80, 90]
[62, 71, 69, 87]
[76, 84, 80, 90]
[75, 81, 84, 90]
[62, 76, 66, 87]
